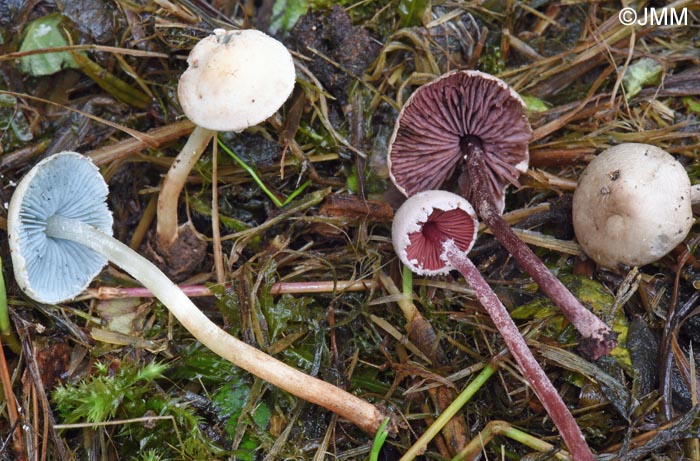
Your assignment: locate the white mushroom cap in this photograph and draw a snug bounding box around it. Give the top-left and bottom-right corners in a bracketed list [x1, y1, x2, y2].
[392, 190, 478, 276]
[572, 143, 693, 268]
[8, 152, 113, 303]
[177, 29, 296, 132]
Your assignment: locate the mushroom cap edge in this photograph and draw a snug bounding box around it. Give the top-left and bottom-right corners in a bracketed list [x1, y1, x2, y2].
[8, 151, 113, 304]
[392, 190, 479, 276]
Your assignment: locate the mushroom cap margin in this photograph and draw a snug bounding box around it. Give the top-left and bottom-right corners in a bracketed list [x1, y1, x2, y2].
[8, 152, 113, 304]
[392, 190, 479, 276]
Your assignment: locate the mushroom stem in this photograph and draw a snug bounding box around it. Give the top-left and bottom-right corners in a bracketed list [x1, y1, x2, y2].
[156, 125, 215, 245]
[464, 144, 616, 360]
[45, 214, 385, 435]
[441, 240, 595, 461]
[692, 184, 700, 211]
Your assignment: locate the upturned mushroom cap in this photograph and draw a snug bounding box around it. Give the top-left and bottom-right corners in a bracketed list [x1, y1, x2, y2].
[8, 152, 113, 303]
[178, 28, 296, 132]
[388, 70, 531, 212]
[392, 190, 478, 276]
[572, 143, 693, 268]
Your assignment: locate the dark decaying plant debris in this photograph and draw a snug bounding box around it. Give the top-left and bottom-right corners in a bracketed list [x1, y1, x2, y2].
[0, 1, 700, 460]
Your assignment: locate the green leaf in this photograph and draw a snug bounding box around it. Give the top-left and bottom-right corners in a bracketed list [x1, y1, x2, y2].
[213, 385, 249, 425]
[172, 342, 240, 383]
[270, 0, 309, 34]
[18, 14, 78, 76]
[251, 402, 271, 429]
[213, 383, 269, 435]
[511, 275, 631, 372]
[346, 168, 359, 194]
[683, 97, 700, 114]
[521, 95, 551, 113]
[190, 195, 250, 232]
[70, 51, 151, 109]
[263, 293, 314, 339]
[621, 57, 662, 100]
[351, 368, 391, 394]
[398, 0, 430, 28]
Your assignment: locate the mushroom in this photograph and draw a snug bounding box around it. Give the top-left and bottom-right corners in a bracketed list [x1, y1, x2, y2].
[8, 152, 386, 435]
[392, 190, 595, 461]
[573, 143, 694, 269]
[388, 70, 616, 360]
[154, 28, 296, 277]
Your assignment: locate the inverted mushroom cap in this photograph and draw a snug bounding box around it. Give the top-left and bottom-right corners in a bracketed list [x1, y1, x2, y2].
[392, 190, 478, 276]
[572, 143, 693, 268]
[388, 70, 532, 212]
[8, 152, 113, 304]
[178, 28, 296, 132]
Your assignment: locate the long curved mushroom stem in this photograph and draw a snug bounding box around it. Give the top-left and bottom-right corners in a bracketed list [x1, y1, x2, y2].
[156, 125, 215, 245]
[441, 240, 595, 461]
[465, 143, 616, 360]
[45, 215, 385, 435]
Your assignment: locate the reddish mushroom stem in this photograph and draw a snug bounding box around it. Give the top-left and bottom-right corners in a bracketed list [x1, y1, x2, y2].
[464, 143, 617, 360]
[442, 240, 595, 461]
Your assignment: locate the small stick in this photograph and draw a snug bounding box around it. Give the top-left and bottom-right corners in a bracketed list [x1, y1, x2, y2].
[78, 280, 376, 300]
[0, 337, 24, 457]
[211, 139, 225, 284]
[452, 420, 572, 461]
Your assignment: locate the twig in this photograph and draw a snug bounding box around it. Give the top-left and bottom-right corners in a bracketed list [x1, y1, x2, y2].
[78, 279, 376, 300]
[0, 337, 24, 457]
[452, 420, 572, 461]
[87, 120, 195, 166]
[211, 140, 225, 284]
[19, 328, 69, 460]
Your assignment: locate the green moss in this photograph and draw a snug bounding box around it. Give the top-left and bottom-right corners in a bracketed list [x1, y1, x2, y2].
[53, 361, 168, 424]
[478, 45, 506, 75]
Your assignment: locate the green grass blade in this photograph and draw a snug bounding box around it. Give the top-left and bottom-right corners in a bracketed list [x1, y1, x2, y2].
[0, 258, 8, 334]
[218, 137, 312, 208]
[369, 417, 390, 461]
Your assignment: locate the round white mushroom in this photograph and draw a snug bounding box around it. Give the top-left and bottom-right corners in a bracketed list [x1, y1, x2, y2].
[178, 28, 296, 132]
[572, 143, 694, 268]
[156, 28, 297, 252]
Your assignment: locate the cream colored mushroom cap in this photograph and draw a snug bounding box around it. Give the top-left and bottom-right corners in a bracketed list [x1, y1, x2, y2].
[178, 29, 295, 132]
[572, 143, 693, 268]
